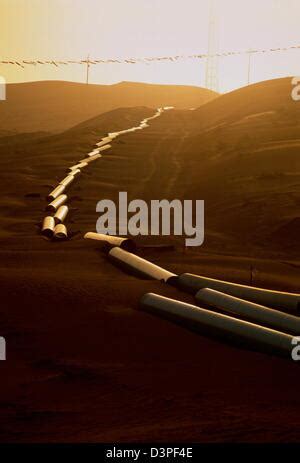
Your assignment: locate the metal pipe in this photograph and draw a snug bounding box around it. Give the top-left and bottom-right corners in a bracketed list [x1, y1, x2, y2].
[54, 205, 69, 224]
[108, 247, 177, 282]
[87, 149, 99, 156]
[98, 144, 111, 152]
[59, 175, 75, 188]
[69, 169, 81, 177]
[54, 224, 68, 240]
[46, 194, 67, 212]
[47, 184, 65, 201]
[68, 162, 88, 171]
[84, 232, 135, 251]
[82, 153, 101, 163]
[177, 273, 300, 314]
[42, 216, 55, 237]
[96, 138, 112, 147]
[140, 293, 294, 357]
[196, 288, 300, 335]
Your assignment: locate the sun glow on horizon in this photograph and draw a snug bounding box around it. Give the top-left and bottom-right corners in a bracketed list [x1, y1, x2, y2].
[1, 0, 300, 93]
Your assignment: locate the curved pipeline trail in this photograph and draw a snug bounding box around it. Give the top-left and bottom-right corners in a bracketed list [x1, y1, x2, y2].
[41, 106, 173, 240]
[39, 103, 300, 357]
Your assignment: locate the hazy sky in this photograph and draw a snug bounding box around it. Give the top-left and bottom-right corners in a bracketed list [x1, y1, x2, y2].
[1, 0, 300, 92]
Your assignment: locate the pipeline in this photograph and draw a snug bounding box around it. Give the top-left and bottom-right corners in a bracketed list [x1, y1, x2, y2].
[176, 273, 300, 314]
[140, 293, 294, 357]
[59, 175, 75, 188]
[82, 153, 101, 163]
[54, 205, 69, 224]
[96, 139, 112, 147]
[68, 162, 88, 172]
[40, 107, 169, 241]
[84, 232, 136, 251]
[108, 247, 177, 282]
[70, 169, 81, 177]
[47, 184, 66, 201]
[42, 216, 55, 237]
[196, 288, 300, 335]
[102, 245, 299, 317]
[46, 194, 67, 212]
[54, 224, 68, 240]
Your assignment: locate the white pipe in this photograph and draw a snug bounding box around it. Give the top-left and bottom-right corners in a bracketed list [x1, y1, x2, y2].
[196, 288, 300, 335]
[42, 216, 55, 237]
[108, 247, 176, 282]
[82, 153, 101, 163]
[140, 293, 294, 357]
[47, 184, 65, 201]
[46, 194, 67, 212]
[59, 175, 75, 188]
[84, 232, 135, 251]
[54, 205, 69, 224]
[177, 273, 300, 314]
[70, 169, 81, 177]
[68, 162, 88, 171]
[87, 149, 99, 156]
[54, 224, 68, 240]
[96, 138, 112, 147]
[98, 144, 111, 152]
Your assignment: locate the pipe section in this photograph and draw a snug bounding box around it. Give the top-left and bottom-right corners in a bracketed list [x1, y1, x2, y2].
[54, 224, 68, 240]
[59, 175, 75, 188]
[84, 232, 135, 251]
[196, 288, 300, 335]
[42, 216, 55, 237]
[140, 293, 294, 357]
[177, 273, 300, 314]
[47, 184, 65, 201]
[54, 205, 69, 224]
[46, 194, 67, 212]
[108, 247, 176, 282]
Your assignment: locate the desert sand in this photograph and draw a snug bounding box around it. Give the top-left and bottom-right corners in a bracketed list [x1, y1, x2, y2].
[0, 78, 299, 442]
[0, 80, 217, 134]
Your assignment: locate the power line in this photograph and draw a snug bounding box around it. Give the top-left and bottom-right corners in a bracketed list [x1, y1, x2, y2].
[1, 43, 300, 68]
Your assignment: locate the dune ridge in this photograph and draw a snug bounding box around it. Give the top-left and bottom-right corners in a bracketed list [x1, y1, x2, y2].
[0, 77, 299, 442]
[0, 80, 217, 134]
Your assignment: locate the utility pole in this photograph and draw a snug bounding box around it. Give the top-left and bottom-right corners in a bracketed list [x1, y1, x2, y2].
[247, 50, 253, 86]
[205, 0, 219, 92]
[86, 54, 90, 84]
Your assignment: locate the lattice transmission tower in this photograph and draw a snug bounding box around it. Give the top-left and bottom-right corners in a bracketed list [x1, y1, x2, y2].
[205, 0, 219, 92]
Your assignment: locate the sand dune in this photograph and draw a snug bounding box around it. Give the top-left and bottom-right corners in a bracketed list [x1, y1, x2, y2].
[0, 80, 217, 134]
[165, 78, 300, 259]
[0, 78, 299, 442]
[191, 76, 300, 129]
